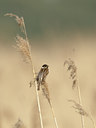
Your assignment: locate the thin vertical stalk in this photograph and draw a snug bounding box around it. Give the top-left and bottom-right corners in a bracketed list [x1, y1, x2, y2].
[35, 81, 44, 128]
[64, 59, 85, 128]
[30, 61, 44, 128]
[22, 17, 28, 41]
[21, 17, 44, 128]
[50, 101, 59, 128]
[77, 83, 85, 128]
[25, 34, 44, 128]
[89, 112, 96, 128]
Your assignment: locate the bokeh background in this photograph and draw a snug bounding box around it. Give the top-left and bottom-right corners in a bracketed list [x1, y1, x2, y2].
[0, 0, 96, 43]
[0, 0, 96, 128]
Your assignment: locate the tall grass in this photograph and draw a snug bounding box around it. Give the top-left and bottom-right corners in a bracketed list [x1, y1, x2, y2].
[64, 58, 96, 128]
[5, 13, 59, 128]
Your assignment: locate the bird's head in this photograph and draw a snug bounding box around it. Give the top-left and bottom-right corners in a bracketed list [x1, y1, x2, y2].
[41, 64, 49, 69]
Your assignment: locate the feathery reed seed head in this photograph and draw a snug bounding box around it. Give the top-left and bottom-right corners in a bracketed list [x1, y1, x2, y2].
[16, 35, 32, 63]
[13, 119, 26, 128]
[5, 13, 59, 128]
[5, 13, 25, 33]
[68, 100, 89, 117]
[64, 58, 77, 89]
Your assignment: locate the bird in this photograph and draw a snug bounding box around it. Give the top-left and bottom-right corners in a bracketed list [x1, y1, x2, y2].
[36, 64, 49, 90]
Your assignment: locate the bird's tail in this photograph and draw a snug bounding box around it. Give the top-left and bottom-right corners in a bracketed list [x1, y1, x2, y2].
[37, 83, 40, 91]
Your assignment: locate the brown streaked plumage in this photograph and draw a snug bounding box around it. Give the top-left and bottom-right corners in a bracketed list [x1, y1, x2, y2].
[36, 64, 49, 90]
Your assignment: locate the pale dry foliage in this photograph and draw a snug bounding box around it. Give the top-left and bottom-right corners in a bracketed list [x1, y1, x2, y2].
[64, 58, 85, 128]
[68, 100, 89, 117]
[41, 81, 51, 105]
[64, 58, 96, 128]
[5, 13, 44, 128]
[68, 99, 96, 128]
[5, 13, 26, 34]
[5, 13, 50, 104]
[5, 13, 59, 128]
[16, 35, 32, 63]
[13, 119, 26, 128]
[64, 58, 77, 89]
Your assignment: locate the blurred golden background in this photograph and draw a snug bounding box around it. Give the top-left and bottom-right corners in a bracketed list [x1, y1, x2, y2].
[0, 0, 96, 128]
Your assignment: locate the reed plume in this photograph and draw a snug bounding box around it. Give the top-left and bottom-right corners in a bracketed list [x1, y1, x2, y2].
[64, 58, 85, 128]
[13, 119, 26, 128]
[64, 58, 77, 89]
[41, 81, 51, 104]
[5, 13, 59, 128]
[64, 58, 96, 128]
[5, 13, 27, 37]
[5, 13, 44, 128]
[68, 100, 89, 117]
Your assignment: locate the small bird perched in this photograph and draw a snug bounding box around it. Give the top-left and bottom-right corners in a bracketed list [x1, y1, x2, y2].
[36, 64, 49, 90]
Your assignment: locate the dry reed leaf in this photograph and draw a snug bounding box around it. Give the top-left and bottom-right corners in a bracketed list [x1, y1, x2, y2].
[64, 58, 77, 89]
[16, 35, 32, 63]
[68, 99, 89, 117]
[13, 119, 26, 128]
